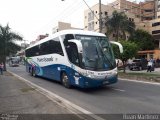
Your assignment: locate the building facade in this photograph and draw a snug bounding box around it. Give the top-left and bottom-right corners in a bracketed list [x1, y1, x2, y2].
[109, 0, 140, 17]
[30, 34, 49, 45]
[140, 0, 156, 21]
[84, 0, 160, 49]
[138, 49, 160, 60]
[84, 4, 116, 34]
[52, 21, 82, 34]
[150, 18, 160, 48]
[84, 3, 140, 41]
[155, 0, 160, 18]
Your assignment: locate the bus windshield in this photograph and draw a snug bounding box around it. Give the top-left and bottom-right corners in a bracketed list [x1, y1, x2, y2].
[75, 35, 116, 71]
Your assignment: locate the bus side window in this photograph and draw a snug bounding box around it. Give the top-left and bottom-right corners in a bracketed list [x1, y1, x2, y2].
[53, 38, 64, 56]
[38, 38, 64, 56]
[40, 42, 49, 55]
[31, 46, 39, 56]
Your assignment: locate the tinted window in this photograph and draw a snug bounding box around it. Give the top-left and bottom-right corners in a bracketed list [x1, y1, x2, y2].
[152, 30, 160, 34]
[25, 37, 64, 57]
[152, 22, 160, 27]
[25, 45, 39, 57]
[39, 38, 63, 56]
[133, 60, 140, 62]
[144, 9, 153, 12]
[40, 41, 49, 55]
[51, 38, 64, 55]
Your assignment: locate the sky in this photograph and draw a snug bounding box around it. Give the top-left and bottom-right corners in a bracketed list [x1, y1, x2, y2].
[0, 0, 143, 43]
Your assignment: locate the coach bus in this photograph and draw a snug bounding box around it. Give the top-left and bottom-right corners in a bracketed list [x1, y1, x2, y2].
[25, 30, 123, 88]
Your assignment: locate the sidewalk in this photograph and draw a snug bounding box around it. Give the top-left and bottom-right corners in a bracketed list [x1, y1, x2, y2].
[118, 68, 160, 83]
[0, 72, 84, 120]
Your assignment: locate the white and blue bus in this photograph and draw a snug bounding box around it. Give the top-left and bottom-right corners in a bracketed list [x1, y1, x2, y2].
[25, 30, 123, 88]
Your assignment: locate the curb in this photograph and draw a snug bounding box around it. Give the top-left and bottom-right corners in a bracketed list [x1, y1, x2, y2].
[8, 71, 106, 120]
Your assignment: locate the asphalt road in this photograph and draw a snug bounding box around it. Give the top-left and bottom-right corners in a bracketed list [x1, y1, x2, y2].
[7, 65, 160, 114]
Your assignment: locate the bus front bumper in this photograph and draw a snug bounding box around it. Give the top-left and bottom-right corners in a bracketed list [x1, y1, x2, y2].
[77, 75, 118, 88]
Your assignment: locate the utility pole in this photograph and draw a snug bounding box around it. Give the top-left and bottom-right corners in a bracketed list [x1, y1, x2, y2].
[99, 0, 102, 33]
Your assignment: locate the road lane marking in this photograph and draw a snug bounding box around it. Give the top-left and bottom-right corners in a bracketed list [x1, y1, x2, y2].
[8, 71, 106, 120]
[119, 78, 160, 86]
[112, 88, 125, 92]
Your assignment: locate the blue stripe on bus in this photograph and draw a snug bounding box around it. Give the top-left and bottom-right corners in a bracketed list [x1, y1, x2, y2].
[27, 63, 117, 88]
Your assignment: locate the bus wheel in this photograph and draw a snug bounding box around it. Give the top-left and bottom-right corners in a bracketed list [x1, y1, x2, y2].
[32, 68, 36, 77]
[61, 72, 71, 88]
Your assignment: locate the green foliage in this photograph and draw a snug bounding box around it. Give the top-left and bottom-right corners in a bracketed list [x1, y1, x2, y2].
[129, 29, 155, 50]
[112, 40, 138, 72]
[112, 40, 138, 62]
[105, 10, 135, 41]
[0, 24, 23, 64]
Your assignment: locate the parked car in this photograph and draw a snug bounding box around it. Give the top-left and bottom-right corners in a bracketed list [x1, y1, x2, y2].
[128, 59, 148, 71]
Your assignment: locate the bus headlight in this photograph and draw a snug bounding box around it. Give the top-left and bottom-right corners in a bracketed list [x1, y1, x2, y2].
[87, 74, 94, 78]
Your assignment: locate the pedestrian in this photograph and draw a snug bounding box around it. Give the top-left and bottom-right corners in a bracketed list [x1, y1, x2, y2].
[0, 62, 4, 75]
[156, 58, 160, 67]
[147, 59, 153, 72]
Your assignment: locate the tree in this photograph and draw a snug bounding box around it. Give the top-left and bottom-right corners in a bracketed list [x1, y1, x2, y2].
[112, 40, 138, 73]
[0, 24, 23, 70]
[105, 10, 135, 41]
[129, 29, 155, 50]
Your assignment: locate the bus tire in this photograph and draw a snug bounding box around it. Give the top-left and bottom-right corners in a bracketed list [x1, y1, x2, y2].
[61, 72, 71, 88]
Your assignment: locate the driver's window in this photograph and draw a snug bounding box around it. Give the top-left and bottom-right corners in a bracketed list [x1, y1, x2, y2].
[61, 34, 80, 66]
[66, 42, 79, 66]
[63, 34, 74, 46]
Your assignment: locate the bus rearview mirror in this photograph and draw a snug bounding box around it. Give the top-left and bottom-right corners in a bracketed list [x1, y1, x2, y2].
[110, 41, 123, 53]
[68, 40, 83, 53]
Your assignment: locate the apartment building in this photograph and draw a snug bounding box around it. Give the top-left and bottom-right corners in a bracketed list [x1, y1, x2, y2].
[110, 0, 140, 17]
[157, 11, 160, 18]
[52, 21, 82, 34]
[137, 19, 160, 49]
[156, 0, 160, 18]
[84, 4, 117, 34]
[84, 0, 160, 59]
[111, 0, 157, 21]
[150, 18, 160, 48]
[155, 0, 160, 18]
[84, 3, 140, 40]
[140, 0, 156, 21]
[30, 34, 49, 45]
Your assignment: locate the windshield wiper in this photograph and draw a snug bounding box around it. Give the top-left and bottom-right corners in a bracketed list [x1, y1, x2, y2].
[97, 40, 114, 69]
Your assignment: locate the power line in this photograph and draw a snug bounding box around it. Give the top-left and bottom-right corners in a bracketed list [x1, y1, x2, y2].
[36, 0, 83, 34]
[58, 1, 84, 22]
